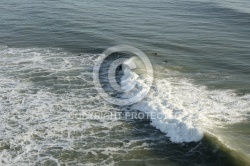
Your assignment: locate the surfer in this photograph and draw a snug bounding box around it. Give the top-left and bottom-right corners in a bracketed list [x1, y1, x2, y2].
[152, 52, 168, 63]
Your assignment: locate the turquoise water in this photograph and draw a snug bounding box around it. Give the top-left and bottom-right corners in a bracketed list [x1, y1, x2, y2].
[0, 0, 249, 165]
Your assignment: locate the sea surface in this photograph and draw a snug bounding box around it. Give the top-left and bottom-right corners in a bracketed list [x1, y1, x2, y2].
[0, 0, 250, 165]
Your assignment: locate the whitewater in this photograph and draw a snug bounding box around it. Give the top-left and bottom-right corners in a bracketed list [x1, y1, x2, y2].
[0, 46, 249, 165]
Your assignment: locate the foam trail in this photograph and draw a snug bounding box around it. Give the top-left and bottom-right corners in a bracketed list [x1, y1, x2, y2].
[120, 59, 250, 143]
[0, 47, 249, 165]
[0, 47, 127, 165]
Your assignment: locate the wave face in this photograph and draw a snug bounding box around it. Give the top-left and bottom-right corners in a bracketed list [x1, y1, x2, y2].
[121, 59, 250, 143]
[0, 47, 249, 165]
[191, 0, 250, 14]
[213, 0, 250, 14]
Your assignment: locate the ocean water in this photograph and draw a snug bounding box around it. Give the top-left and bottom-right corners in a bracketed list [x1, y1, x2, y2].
[0, 0, 250, 165]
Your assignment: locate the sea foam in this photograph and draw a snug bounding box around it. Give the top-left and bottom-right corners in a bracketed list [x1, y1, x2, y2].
[120, 58, 250, 143]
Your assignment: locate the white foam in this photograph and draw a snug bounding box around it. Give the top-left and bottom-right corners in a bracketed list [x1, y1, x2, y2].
[120, 63, 250, 143]
[0, 47, 124, 165]
[0, 47, 249, 164]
